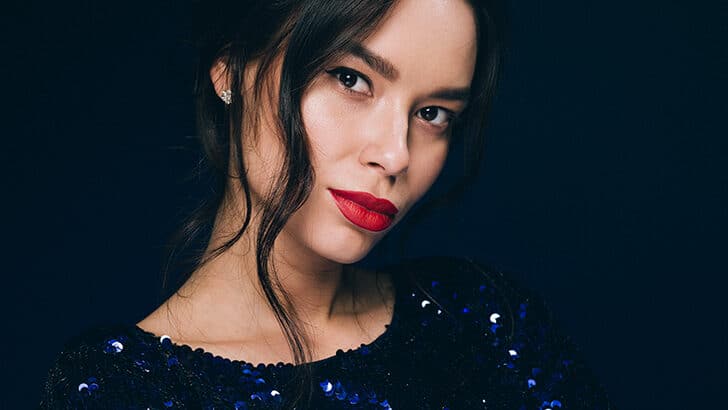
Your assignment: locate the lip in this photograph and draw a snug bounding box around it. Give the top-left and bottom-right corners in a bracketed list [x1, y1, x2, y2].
[328, 188, 399, 232]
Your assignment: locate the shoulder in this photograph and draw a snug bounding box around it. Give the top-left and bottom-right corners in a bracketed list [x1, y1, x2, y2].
[38, 323, 171, 409]
[394, 255, 533, 323]
[393, 255, 614, 409]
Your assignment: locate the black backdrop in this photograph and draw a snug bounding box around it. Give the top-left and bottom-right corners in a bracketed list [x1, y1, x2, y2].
[3, 1, 726, 408]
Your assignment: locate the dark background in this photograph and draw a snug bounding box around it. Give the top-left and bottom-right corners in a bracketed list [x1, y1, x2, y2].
[3, 0, 726, 408]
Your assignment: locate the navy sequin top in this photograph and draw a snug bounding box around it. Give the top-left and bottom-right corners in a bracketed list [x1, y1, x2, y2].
[39, 256, 613, 409]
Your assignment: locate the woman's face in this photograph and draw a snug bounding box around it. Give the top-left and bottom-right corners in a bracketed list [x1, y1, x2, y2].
[236, 0, 477, 264]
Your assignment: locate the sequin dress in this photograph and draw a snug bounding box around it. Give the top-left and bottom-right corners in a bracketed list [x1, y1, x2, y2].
[39, 256, 613, 409]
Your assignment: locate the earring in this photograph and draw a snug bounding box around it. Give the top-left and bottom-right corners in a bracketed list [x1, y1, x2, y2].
[220, 89, 232, 105]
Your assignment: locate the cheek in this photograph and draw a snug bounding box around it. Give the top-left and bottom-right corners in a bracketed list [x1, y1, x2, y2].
[408, 140, 449, 199]
[300, 87, 357, 168]
[241, 115, 286, 201]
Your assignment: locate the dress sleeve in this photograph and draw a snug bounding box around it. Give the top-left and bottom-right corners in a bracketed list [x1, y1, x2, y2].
[37, 327, 149, 409]
[433, 257, 615, 409]
[38, 337, 98, 409]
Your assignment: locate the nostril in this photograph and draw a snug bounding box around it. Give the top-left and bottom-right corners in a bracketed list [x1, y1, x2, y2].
[367, 161, 382, 170]
[360, 139, 409, 177]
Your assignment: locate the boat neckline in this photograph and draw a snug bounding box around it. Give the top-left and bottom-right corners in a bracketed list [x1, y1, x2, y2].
[130, 266, 405, 370]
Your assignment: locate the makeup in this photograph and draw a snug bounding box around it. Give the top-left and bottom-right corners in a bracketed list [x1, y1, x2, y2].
[328, 188, 398, 232]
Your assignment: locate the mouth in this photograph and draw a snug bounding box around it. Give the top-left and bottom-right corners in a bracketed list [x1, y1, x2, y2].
[328, 188, 398, 232]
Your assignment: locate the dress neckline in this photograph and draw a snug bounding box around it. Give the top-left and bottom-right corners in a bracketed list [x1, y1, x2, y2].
[130, 266, 406, 370]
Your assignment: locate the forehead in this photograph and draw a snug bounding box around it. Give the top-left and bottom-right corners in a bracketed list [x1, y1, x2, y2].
[362, 0, 477, 88]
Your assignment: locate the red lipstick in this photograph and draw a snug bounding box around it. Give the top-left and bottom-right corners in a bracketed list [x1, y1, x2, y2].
[328, 188, 398, 232]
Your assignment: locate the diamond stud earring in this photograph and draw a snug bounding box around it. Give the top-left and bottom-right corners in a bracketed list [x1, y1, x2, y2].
[220, 89, 232, 105]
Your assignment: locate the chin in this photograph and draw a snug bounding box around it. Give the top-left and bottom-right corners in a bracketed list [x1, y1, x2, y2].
[313, 225, 387, 265]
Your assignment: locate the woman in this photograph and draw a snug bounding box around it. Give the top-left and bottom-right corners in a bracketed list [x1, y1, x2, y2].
[40, 0, 612, 408]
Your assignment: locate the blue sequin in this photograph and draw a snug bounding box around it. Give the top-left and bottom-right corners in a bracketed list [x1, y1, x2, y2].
[320, 379, 334, 397]
[167, 356, 179, 367]
[519, 303, 528, 319]
[77, 376, 99, 397]
[367, 390, 379, 403]
[334, 381, 346, 400]
[103, 338, 124, 354]
[40, 257, 611, 409]
[348, 392, 360, 404]
[160, 335, 172, 346]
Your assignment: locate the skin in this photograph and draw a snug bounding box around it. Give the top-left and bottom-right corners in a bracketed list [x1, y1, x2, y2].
[138, 0, 477, 365]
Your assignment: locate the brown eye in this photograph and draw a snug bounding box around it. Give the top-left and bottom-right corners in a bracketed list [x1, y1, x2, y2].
[417, 106, 454, 126]
[338, 72, 358, 88]
[420, 107, 438, 121]
[325, 67, 372, 95]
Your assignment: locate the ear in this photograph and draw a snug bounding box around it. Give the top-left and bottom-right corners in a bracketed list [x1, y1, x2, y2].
[209, 58, 230, 100]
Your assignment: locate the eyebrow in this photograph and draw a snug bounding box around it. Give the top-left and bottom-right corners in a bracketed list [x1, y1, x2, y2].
[347, 42, 471, 103]
[429, 87, 471, 103]
[349, 42, 400, 81]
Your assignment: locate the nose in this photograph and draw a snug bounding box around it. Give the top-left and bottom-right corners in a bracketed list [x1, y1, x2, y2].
[359, 102, 410, 177]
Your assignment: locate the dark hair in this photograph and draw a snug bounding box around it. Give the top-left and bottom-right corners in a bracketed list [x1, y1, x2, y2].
[164, 0, 504, 407]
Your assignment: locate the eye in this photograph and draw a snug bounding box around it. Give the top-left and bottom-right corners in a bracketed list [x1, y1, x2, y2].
[416, 106, 455, 127]
[325, 67, 372, 96]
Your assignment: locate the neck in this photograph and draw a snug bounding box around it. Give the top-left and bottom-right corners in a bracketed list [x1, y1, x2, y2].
[163, 196, 355, 343]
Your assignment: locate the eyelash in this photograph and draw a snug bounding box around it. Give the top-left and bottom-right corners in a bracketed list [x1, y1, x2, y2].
[324, 66, 457, 129]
